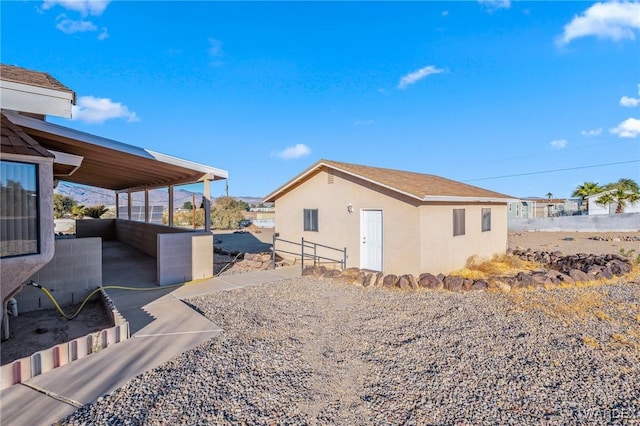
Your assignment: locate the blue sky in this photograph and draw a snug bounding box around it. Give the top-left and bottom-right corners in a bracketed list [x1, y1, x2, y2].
[2, 1, 639, 199]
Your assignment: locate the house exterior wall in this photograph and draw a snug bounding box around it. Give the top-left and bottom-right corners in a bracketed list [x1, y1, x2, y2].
[419, 203, 508, 275]
[1, 153, 55, 303]
[273, 170, 421, 274]
[588, 197, 640, 215]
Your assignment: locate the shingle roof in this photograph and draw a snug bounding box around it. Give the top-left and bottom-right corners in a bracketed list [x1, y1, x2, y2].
[265, 159, 513, 202]
[0, 64, 75, 97]
[0, 112, 54, 158]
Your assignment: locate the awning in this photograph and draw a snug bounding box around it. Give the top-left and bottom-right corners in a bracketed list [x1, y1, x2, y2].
[4, 110, 227, 192]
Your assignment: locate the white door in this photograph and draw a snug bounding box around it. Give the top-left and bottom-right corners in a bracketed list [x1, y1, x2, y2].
[360, 209, 383, 271]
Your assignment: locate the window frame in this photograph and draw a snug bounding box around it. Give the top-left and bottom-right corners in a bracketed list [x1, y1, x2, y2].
[1, 160, 41, 258]
[481, 208, 491, 232]
[303, 208, 319, 232]
[453, 208, 465, 237]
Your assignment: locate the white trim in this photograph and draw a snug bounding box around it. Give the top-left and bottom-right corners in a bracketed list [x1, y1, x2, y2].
[0, 80, 74, 118]
[422, 195, 514, 203]
[48, 149, 83, 176]
[360, 208, 383, 272]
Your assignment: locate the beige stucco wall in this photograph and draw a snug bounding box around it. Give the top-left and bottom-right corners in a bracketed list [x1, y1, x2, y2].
[1, 153, 55, 303]
[274, 169, 421, 274]
[273, 169, 508, 276]
[419, 203, 508, 275]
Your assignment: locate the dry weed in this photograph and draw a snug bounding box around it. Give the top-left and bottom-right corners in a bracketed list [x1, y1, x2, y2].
[454, 254, 541, 280]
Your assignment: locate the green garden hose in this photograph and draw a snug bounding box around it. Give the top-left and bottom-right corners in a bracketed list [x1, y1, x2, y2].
[28, 252, 244, 320]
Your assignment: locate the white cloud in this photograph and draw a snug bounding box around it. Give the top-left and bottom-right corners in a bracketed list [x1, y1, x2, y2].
[581, 128, 602, 137]
[397, 65, 445, 90]
[556, 1, 640, 46]
[550, 139, 568, 149]
[441, 10, 449, 17]
[208, 38, 223, 57]
[97, 27, 109, 40]
[55, 15, 97, 34]
[42, 0, 110, 16]
[478, 0, 511, 10]
[274, 144, 311, 160]
[620, 96, 640, 107]
[71, 96, 139, 124]
[610, 117, 640, 138]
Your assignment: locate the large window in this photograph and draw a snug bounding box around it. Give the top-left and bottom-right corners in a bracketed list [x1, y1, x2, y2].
[1, 161, 39, 257]
[303, 208, 318, 232]
[453, 208, 465, 236]
[482, 208, 492, 232]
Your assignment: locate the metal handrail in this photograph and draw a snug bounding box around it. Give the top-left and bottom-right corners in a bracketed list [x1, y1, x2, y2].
[272, 234, 346, 271]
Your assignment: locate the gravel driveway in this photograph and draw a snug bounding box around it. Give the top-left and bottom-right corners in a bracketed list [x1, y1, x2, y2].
[61, 276, 640, 425]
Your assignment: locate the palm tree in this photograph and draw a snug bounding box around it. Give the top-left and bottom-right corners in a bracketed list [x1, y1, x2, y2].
[596, 178, 640, 214]
[571, 181, 602, 213]
[546, 192, 553, 201]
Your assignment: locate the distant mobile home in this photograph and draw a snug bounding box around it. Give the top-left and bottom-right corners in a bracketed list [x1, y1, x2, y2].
[265, 160, 513, 276]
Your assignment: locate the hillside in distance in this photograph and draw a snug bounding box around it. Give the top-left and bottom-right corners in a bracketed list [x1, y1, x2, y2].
[54, 182, 267, 208]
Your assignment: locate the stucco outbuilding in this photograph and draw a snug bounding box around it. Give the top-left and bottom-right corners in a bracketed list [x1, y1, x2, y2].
[265, 160, 514, 276]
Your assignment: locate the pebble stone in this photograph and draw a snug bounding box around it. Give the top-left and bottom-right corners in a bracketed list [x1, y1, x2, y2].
[60, 277, 640, 425]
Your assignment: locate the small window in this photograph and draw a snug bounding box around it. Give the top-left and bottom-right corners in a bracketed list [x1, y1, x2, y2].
[1, 161, 40, 257]
[303, 208, 318, 232]
[453, 208, 465, 236]
[482, 208, 491, 232]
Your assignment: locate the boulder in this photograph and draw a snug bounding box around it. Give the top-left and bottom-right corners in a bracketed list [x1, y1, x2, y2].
[383, 274, 399, 288]
[515, 272, 536, 288]
[313, 266, 328, 277]
[463, 279, 474, 291]
[302, 266, 316, 276]
[340, 268, 361, 277]
[418, 273, 443, 290]
[395, 275, 411, 290]
[372, 272, 384, 287]
[363, 273, 374, 287]
[492, 280, 511, 293]
[402, 274, 418, 290]
[444, 275, 464, 292]
[322, 270, 341, 279]
[607, 259, 631, 276]
[471, 280, 488, 291]
[354, 271, 367, 286]
[568, 269, 590, 282]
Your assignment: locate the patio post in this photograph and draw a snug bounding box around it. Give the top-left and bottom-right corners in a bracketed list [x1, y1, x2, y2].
[168, 185, 174, 227]
[144, 189, 150, 223]
[127, 191, 132, 220]
[115, 192, 120, 219]
[203, 179, 211, 232]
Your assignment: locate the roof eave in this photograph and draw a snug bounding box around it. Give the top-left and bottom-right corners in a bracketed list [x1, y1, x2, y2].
[0, 80, 75, 118]
[422, 195, 515, 203]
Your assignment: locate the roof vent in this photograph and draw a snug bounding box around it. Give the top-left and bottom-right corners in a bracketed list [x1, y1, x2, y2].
[327, 170, 334, 184]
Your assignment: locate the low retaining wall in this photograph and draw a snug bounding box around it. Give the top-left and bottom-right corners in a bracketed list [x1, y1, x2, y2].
[115, 219, 187, 258]
[18, 238, 102, 313]
[157, 233, 213, 285]
[303, 249, 633, 292]
[508, 212, 640, 232]
[1, 290, 129, 390]
[76, 218, 116, 240]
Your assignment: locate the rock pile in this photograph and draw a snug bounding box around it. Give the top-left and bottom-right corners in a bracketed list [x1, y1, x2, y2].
[303, 249, 633, 293]
[236, 252, 273, 270]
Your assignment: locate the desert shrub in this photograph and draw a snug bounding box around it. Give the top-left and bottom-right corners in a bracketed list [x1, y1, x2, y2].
[83, 205, 109, 218]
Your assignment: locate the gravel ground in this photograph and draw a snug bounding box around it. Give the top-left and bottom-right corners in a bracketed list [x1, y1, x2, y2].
[61, 276, 640, 425]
